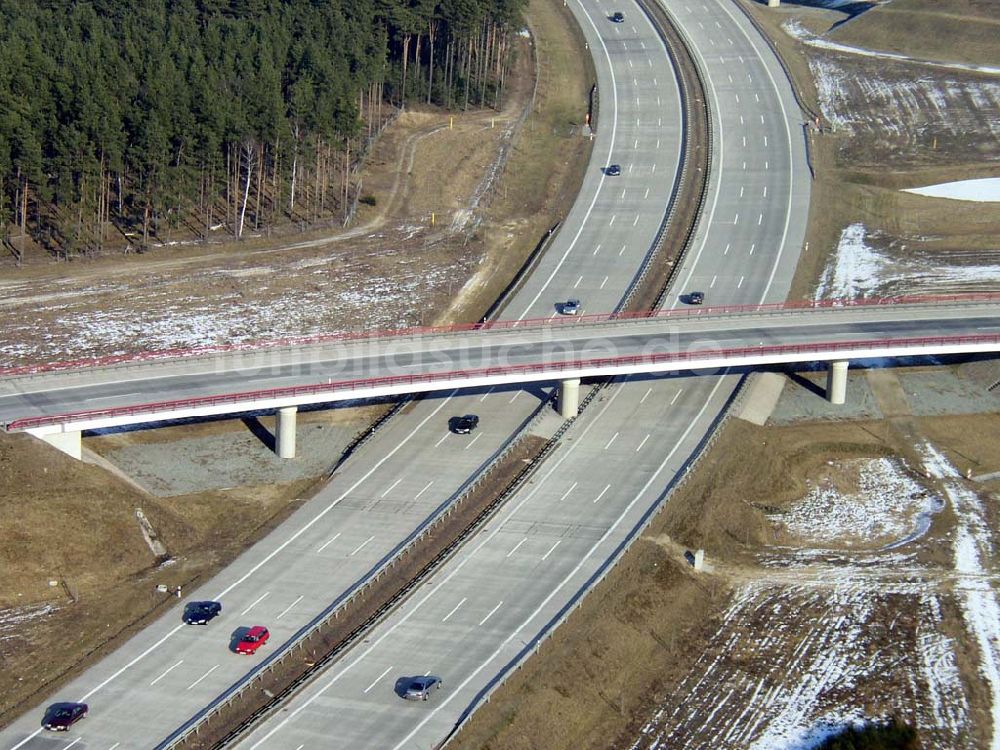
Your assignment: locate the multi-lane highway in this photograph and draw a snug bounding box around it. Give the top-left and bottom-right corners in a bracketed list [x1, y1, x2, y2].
[0, 0, 692, 748]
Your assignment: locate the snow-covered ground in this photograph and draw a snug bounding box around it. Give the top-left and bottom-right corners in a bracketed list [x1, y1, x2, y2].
[770, 457, 937, 547]
[815, 223, 1000, 299]
[629, 444, 992, 749]
[904, 178, 1000, 202]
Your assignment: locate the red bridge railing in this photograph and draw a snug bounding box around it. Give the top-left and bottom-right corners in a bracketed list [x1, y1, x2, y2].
[8, 332, 999, 431]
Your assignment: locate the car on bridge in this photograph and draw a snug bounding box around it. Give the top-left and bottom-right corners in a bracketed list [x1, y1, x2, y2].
[605, 164, 621, 176]
[42, 702, 88, 731]
[183, 600, 222, 625]
[610, 11, 625, 22]
[404, 675, 442, 701]
[686, 291, 705, 305]
[450, 414, 480, 434]
[235, 625, 270, 655]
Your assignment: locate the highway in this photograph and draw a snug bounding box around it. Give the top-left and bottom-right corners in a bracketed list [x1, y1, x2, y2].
[230, 0, 817, 746]
[0, 0, 689, 748]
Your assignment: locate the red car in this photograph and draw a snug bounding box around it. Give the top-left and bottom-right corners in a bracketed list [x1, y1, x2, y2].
[235, 626, 270, 655]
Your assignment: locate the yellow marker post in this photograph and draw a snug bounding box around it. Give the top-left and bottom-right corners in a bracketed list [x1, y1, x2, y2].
[449, 116, 454, 130]
[431, 212, 436, 226]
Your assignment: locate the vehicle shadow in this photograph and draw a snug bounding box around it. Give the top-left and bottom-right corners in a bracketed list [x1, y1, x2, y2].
[229, 626, 252, 653]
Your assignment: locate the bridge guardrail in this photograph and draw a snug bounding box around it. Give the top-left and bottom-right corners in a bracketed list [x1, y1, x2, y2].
[3, 292, 999, 382]
[10, 332, 999, 432]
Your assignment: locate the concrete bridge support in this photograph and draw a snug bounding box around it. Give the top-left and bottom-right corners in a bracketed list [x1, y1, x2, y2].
[276, 406, 298, 458]
[767, 0, 780, 7]
[30, 429, 83, 461]
[826, 360, 849, 405]
[558, 378, 581, 418]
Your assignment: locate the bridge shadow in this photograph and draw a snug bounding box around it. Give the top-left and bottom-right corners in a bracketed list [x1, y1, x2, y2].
[241, 416, 275, 451]
[784, 370, 826, 399]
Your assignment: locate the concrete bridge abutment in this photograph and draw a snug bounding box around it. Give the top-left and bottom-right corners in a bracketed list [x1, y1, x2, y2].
[29, 429, 83, 461]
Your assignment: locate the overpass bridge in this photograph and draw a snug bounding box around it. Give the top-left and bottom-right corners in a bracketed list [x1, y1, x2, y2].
[4, 294, 999, 458]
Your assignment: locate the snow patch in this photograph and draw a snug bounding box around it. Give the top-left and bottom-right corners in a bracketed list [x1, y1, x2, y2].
[904, 178, 1000, 202]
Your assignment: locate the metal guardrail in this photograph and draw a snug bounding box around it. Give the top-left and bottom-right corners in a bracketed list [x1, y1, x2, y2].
[10, 332, 1000, 432]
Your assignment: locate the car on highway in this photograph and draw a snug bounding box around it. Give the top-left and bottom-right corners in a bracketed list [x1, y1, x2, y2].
[560, 298, 581, 315]
[686, 291, 705, 305]
[235, 625, 270, 655]
[606, 164, 621, 176]
[610, 11, 625, 22]
[183, 600, 222, 625]
[42, 702, 88, 731]
[404, 675, 442, 700]
[450, 414, 480, 434]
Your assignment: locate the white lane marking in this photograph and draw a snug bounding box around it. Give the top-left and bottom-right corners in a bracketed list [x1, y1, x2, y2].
[742, 161, 746, 170]
[724, 243, 730, 255]
[17, 395, 460, 727]
[628, 58, 633, 68]
[463, 433, 482, 451]
[716, 20, 722, 28]
[641, 40, 646, 49]
[729, 37, 734, 45]
[629, 163, 634, 173]
[604, 432, 619, 450]
[734, 212, 739, 224]
[479, 601, 504, 626]
[442, 597, 468, 622]
[64, 740, 82, 750]
[750, 243, 756, 256]
[514, 6, 621, 320]
[739, 185, 744, 198]
[738, 275, 745, 289]
[644, 187, 649, 200]
[763, 185, 768, 198]
[390, 379, 730, 750]
[150, 660, 183, 686]
[764, 135, 768, 147]
[636, 434, 650, 452]
[619, 244, 627, 256]
[108, 744, 121, 750]
[609, 215, 616, 227]
[710, 275, 717, 288]
[620, 187, 626, 200]
[765, 160, 769, 169]
[632, 215, 639, 226]
[557, 482, 578, 503]
[350, 536, 375, 556]
[414, 481, 434, 500]
[593, 484, 612, 504]
[600, 276, 609, 289]
[593, 243, 602, 255]
[670, 388, 683, 405]
[381, 478, 402, 498]
[508, 391, 519, 403]
[295, 746, 304, 750]
[479, 386, 493, 402]
[756, 94, 761, 104]
[434, 432, 449, 448]
[187, 664, 220, 691]
[735, 93, 739, 103]
[317, 533, 341, 553]
[506, 538, 528, 558]
[709, 38, 716, 46]
[742, 135, 746, 147]
[758, 213, 764, 226]
[241, 593, 269, 616]
[728, 74, 733, 83]
[651, 163, 656, 173]
[640, 387, 653, 404]
[277, 595, 304, 620]
[574, 275, 583, 289]
[363, 666, 393, 694]
[541, 541, 561, 562]
[648, 58, 652, 67]
[698, 21, 704, 27]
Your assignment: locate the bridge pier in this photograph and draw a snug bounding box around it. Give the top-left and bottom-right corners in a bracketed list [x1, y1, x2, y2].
[276, 407, 297, 458]
[767, 0, 780, 7]
[558, 378, 581, 418]
[826, 360, 849, 405]
[29, 429, 83, 461]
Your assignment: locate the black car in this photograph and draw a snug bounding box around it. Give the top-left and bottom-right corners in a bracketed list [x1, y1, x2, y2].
[610, 11, 625, 22]
[42, 702, 88, 731]
[450, 415, 480, 434]
[687, 291, 705, 305]
[404, 675, 442, 701]
[183, 600, 223, 625]
[606, 164, 622, 176]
